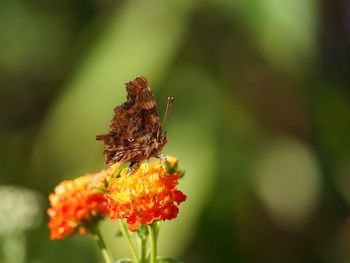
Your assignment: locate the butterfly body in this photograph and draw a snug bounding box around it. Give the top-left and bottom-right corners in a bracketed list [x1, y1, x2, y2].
[96, 76, 167, 169]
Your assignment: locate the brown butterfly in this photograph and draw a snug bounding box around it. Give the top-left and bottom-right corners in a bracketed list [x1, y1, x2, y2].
[96, 76, 173, 174]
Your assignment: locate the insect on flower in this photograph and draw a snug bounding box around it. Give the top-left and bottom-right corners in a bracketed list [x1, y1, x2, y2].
[96, 76, 174, 174]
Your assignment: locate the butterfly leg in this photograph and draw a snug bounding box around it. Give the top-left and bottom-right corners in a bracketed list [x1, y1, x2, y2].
[127, 161, 140, 176]
[142, 159, 149, 176]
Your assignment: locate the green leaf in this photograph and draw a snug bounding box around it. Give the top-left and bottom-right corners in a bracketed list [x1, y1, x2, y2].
[178, 170, 185, 179]
[164, 158, 178, 174]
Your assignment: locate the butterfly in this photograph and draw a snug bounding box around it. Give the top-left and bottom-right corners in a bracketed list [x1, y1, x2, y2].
[96, 76, 173, 174]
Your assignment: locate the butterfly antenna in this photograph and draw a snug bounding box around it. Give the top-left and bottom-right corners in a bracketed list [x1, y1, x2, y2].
[162, 96, 174, 129]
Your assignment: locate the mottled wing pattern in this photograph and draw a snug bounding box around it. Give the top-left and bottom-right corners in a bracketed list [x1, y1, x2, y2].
[96, 76, 167, 166]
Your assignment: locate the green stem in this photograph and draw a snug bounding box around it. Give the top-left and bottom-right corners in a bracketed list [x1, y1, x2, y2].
[91, 224, 113, 263]
[148, 223, 158, 263]
[118, 220, 140, 262]
[140, 235, 147, 263]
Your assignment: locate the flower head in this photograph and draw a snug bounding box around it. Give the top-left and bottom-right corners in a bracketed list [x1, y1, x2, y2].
[105, 157, 186, 231]
[47, 174, 108, 240]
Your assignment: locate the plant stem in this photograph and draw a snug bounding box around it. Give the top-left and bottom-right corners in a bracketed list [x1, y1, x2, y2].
[148, 223, 158, 263]
[140, 235, 147, 263]
[118, 220, 140, 262]
[91, 224, 113, 263]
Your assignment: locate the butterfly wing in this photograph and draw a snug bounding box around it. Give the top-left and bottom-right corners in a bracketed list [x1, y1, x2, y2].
[96, 76, 167, 166]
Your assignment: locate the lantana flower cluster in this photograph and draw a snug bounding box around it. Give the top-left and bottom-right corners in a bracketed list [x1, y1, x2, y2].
[47, 175, 108, 240]
[105, 158, 186, 231]
[47, 157, 186, 238]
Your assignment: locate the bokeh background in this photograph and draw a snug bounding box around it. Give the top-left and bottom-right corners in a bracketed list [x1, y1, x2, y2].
[1, 0, 350, 262]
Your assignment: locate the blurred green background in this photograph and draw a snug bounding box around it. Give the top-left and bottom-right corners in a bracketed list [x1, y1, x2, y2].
[0, 0, 350, 262]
